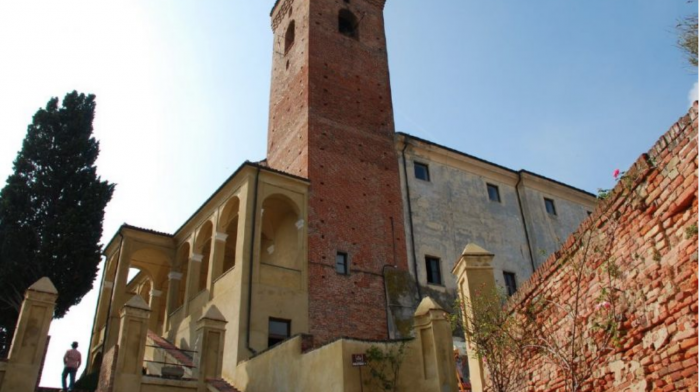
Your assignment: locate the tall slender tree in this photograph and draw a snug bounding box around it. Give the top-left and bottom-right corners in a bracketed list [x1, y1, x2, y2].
[0, 91, 114, 356]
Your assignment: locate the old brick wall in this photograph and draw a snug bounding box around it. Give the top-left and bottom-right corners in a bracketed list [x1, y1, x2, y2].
[268, 0, 409, 344]
[506, 103, 698, 392]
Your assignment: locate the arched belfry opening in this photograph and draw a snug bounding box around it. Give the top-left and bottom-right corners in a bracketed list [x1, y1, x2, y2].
[260, 195, 301, 270]
[285, 20, 295, 54]
[338, 9, 358, 39]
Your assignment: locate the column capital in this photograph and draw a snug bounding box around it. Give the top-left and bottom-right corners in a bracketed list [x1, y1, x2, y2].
[168, 272, 183, 280]
[214, 232, 228, 242]
[190, 253, 204, 263]
[103, 281, 114, 289]
[150, 289, 162, 298]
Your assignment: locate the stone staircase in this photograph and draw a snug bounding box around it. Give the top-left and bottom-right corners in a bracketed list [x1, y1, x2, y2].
[147, 330, 194, 368]
[208, 378, 242, 392]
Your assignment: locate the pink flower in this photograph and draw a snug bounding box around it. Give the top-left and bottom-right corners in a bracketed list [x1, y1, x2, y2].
[595, 301, 612, 311]
[613, 169, 620, 179]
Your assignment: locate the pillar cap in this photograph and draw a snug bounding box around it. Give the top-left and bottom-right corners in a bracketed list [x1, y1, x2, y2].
[123, 295, 151, 311]
[414, 296, 444, 317]
[199, 305, 227, 323]
[28, 277, 58, 295]
[461, 243, 494, 257]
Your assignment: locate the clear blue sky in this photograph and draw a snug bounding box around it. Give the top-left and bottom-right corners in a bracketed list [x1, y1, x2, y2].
[0, 0, 696, 387]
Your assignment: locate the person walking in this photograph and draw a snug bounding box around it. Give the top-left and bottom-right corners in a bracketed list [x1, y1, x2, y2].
[62, 341, 81, 391]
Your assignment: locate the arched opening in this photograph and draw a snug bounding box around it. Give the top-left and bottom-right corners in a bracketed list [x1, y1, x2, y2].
[285, 20, 295, 54]
[195, 222, 213, 293]
[260, 195, 301, 270]
[220, 197, 240, 275]
[176, 243, 190, 308]
[338, 9, 358, 39]
[138, 279, 152, 306]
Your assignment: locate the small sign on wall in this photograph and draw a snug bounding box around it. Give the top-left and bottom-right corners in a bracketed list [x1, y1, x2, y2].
[351, 353, 367, 367]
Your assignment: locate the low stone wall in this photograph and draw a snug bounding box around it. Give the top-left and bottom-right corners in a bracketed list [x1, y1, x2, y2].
[235, 297, 458, 392]
[505, 103, 698, 391]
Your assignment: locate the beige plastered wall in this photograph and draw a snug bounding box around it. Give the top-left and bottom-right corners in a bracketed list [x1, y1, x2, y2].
[235, 333, 454, 392]
[396, 136, 596, 294]
[165, 166, 309, 381]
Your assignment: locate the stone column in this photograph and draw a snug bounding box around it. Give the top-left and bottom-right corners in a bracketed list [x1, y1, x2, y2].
[412, 296, 458, 392]
[148, 289, 163, 333]
[113, 295, 151, 392]
[207, 232, 228, 299]
[184, 253, 203, 309]
[451, 243, 497, 392]
[195, 305, 227, 386]
[163, 271, 182, 330]
[0, 278, 57, 392]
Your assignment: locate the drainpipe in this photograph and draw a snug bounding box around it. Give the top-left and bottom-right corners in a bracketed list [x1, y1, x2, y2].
[515, 172, 536, 273]
[382, 264, 398, 339]
[246, 167, 261, 355]
[401, 141, 423, 299]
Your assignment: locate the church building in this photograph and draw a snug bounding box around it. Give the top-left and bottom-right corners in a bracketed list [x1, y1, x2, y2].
[87, 0, 595, 388]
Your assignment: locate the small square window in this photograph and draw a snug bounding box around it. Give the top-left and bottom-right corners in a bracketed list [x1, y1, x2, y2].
[336, 252, 348, 275]
[486, 183, 501, 202]
[503, 272, 517, 296]
[414, 162, 430, 181]
[268, 318, 291, 347]
[544, 198, 557, 215]
[425, 256, 442, 285]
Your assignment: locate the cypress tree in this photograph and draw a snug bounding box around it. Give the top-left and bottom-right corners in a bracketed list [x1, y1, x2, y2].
[0, 91, 114, 356]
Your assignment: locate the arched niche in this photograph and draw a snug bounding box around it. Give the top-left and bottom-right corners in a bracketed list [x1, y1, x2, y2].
[285, 20, 295, 54]
[195, 221, 214, 293]
[338, 9, 359, 39]
[220, 197, 241, 275]
[260, 194, 302, 270]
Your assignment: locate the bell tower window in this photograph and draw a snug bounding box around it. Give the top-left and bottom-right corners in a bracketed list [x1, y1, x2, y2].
[285, 20, 295, 54]
[338, 9, 358, 39]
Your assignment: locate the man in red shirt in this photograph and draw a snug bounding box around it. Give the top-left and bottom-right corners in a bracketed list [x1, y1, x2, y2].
[62, 341, 81, 391]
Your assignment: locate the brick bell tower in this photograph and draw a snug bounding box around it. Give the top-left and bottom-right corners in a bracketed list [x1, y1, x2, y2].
[267, 0, 409, 342]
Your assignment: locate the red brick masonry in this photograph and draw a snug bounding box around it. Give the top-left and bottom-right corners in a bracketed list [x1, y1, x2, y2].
[507, 103, 698, 391]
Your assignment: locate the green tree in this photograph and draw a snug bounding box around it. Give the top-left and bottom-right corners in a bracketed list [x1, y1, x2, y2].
[452, 288, 527, 392]
[0, 91, 114, 356]
[678, 5, 698, 68]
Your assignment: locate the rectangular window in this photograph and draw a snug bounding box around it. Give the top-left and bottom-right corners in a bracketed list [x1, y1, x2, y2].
[414, 162, 430, 181]
[336, 252, 348, 275]
[503, 272, 517, 296]
[544, 198, 557, 215]
[268, 318, 291, 347]
[425, 256, 442, 285]
[486, 183, 501, 202]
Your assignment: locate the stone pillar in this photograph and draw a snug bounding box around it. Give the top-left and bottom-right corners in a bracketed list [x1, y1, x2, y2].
[113, 295, 151, 392]
[195, 305, 227, 387]
[163, 271, 182, 330]
[184, 253, 203, 307]
[0, 278, 57, 392]
[451, 243, 497, 392]
[148, 289, 163, 333]
[207, 232, 228, 299]
[413, 296, 458, 392]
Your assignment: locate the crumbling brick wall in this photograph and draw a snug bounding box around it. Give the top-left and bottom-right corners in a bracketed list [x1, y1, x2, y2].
[506, 103, 698, 392]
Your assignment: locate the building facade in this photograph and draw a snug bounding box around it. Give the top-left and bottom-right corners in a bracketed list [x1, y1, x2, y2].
[87, 0, 596, 388]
